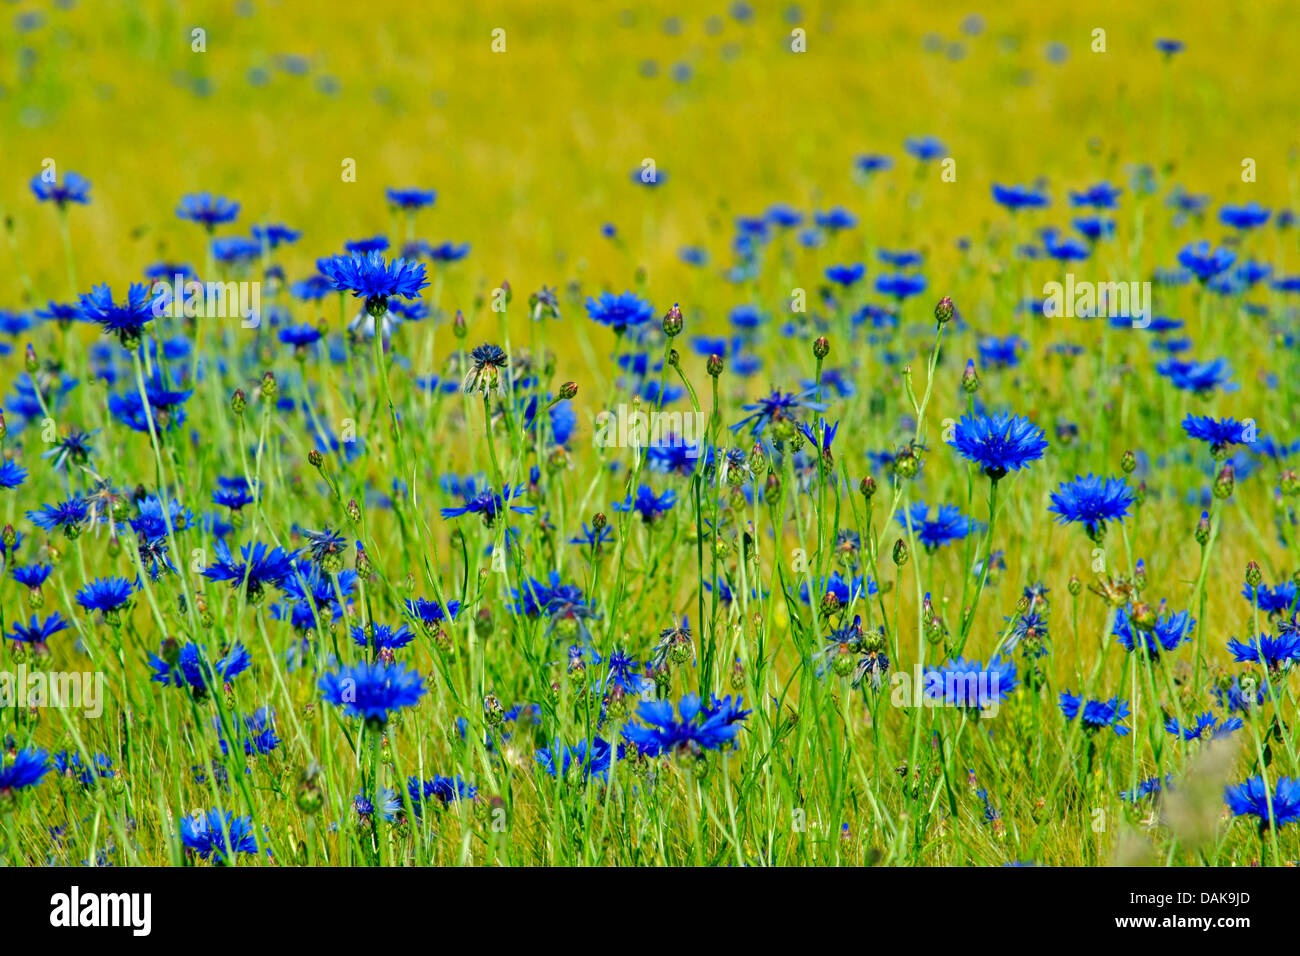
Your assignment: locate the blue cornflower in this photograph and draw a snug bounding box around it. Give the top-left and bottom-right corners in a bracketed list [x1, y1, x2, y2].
[1114, 606, 1195, 659]
[855, 153, 894, 175]
[302, 527, 348, 571]
[992, 183, 1050, 210]
[319, 251, 428, 313]
[585, 291, 655, 333]
[202, 540, 298, 600]
[250, 222, 301, 248]
[623, 694, 751, 757]
[1183, 414, 1249, 453]
[1059, 690, 1131, 735]
[1069, 181, 1123, 208]
[0, 459, 28, 489]
[1156, 357, 1236, 394]
[75, 576, 135, 616]
[405, 597, 461, 629]
[440, 483, 534, 526]
[180, 809, 259, 862]
[597, 647, 652, 695]
[536, 738, 616, 782]
[1243, 581, 1297, 614]
[352, 622, 414, 654]
[219, 708, 280, 757]
[875, 272, 928, 299]
[386, 187, 437, 210]
[570, 521, 614, 550]
[11, 564, 51, 590]
[52, 750, 115, 788]
[1155, 38, 1185, 56]
[613, 484, 677, 523]
[1225, 776, 1300, 830]
[1227, 632, 1300, 671]
[353, 788, 402, 823]
[79, 283, 158, 346]
[31, 170, 91, 206]
[319, 661, 426, 725]
[407, 775, 476, 814]
[897, 501, 970, 550]
[0, 747, 50, 793]
[149, 641, 251, 695]
[948, 411, 1048, 479]
[1219, 202, 1270, 230]
[733, 388, 827, 437]
[904, 135, 946, 161]
[923, 656, 1018, 710]
[825, 263, 865, 286]
[213, 475, 257, 511]
[26, 496, 87, 535]
[1177, 241, 1236, 281]
[1049, 474, 1134, 539]
[5, 613, 69, 651]
[814, 206, 857, 231]
[462, 343, 511, 396]
[1164, 711, 1243, 741]
[798, 572, 876, 606]
[424, 240, 471, 262]
[176, 193, 240, 228]
[978, 335, 1023, 368]
[42, 427, 97, 471]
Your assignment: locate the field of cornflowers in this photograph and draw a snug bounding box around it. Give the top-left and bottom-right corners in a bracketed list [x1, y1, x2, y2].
[1, 1, 1299, 872]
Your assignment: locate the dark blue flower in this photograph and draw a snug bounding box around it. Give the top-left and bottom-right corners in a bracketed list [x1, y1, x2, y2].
[1059, 690, 1131, 735]
[319, 661, 426, 724]
[386, 187, 437, 210]
[613, 484, 677, 523]
[1242, 581, 1297, 614]
[75, 576, 135, 615]
[948, 411, 1048, 479]
[0, 459, 27, 489]
[1227, 632, 1300, 671]
[897, 501, 970, 549]
[148, 641, 251, 695]
[1183, 414, 1249, 451]
[79, 283, 159, 346]
[992, 183, 1050, 210]
[0, 747, 50, 793]
[1177, 241, 1236, 281]
[180, 809, 259, 862]
[440, 483, 534, 526]
[1114, 606, 1195, 659]
[1164, 711, 1242, 741]
[623, 693, 750, 757]
[585, 291, 655, 333]
[923, 656, 1018, 709]
[1219, 202, 1270, 230]
[1225, 776, 1300, 830]
[1048, 474, 1134, 538]
[319, 251, 428, 311]
[202, 540, 298, 600]
[32, 170, 91, 206]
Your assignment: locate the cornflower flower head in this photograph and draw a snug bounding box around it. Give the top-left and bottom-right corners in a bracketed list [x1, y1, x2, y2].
[1163, 711, 1243, 741]
[440, 483, 534, 527]
[896, 501, 971, 550]
[1059, 691, 1131, 735]
[923, 656, 1018, 711]
[1048, 474, 1134, 541]
[319, 661, 426, 726]
[0, 747, 50, 794]
[179, 809, 259, 863]
[1113, 605, 1195, 659]
[462, 343, 511, 397]
[1224, 776, 1300, 831]
[176, 192, 240, 228]
[31, 170, 91, 207]
[319, 250, 427, 315]
[623, 693, 751, 758]
[948, 411, 1048, 479]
